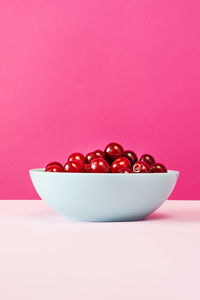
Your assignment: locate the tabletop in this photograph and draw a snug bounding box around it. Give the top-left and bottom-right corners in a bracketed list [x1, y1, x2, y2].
[0, 200, 200, 300]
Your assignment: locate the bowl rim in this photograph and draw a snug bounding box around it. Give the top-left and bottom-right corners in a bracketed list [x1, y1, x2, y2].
[29, 168, 179, 176]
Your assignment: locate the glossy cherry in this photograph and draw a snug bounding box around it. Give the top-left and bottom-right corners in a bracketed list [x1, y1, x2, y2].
[45, 161, 63, 170]
[132, 161, 149, 173]
[90, 158, 110, 173]
[64, 161, 83, 172]
[119, 167, 133, 173]
[111, 157, 131, 173]
[124, 150, 138, 164]
[68, 152, 85, 166]
[140, 154, 155, 165]
[83, 164, 91, 172]
[85, 150, 105, 164]
[149, 163, 167, 173]
[45, 164, 64, 172]
[104, 142, 124, 162]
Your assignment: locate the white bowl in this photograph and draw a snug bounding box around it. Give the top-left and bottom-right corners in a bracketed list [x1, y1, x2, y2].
[29, 169, 179, 222]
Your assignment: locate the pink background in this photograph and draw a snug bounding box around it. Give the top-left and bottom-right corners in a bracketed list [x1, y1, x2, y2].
[0, 0, 199, 200]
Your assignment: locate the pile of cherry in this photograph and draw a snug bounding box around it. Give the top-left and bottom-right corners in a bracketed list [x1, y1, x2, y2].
[45, 142, 167, 173]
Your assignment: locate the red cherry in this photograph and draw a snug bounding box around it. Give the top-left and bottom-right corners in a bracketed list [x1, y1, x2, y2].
[83, 164, 91, 172]
[90, 158, 110, 173]
[111, 157, 131, 173]
[64, 161, 83, 172]
[149, 163, 167, 173]
[124, 150, 137, 164]
[119, 168, 133, 173]
[104, 142, 124, 162]
[140, 154, 155, 165]
[45, 161, 63, 170]
[68, 152, 85, 166]
[132, 161, 149, 173]
[45, 165, 64, 172]
[85, 150, 105, 164]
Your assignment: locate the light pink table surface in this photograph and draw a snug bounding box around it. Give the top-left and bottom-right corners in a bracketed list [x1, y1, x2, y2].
[0, 200, 200, 300]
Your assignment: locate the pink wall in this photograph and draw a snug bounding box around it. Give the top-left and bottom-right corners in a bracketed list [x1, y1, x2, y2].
[0, 0, 200, 199]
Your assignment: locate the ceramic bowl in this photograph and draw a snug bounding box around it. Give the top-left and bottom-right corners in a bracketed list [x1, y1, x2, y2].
[29, 169, 179, 222]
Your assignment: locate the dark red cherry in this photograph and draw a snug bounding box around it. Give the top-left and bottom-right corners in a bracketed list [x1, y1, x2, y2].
[83, 164, 91, 172]
[85, 150, 105, 164]
[124, 150, 137, 164]
[119, 168, 133, 173]
[45, 164, 64, 172]
[45, 161, 63, 170]
[104, 142, 124, 162]
[149, 163, 167, 173]
[111, 157, 131, 173]
[64, 161, 83, 172]
[90, 158, 110, 173]
[132, 161, 149, 173]
[140, 154, 155, 165]
[68, 152, 85, 166]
